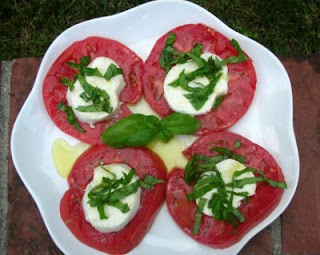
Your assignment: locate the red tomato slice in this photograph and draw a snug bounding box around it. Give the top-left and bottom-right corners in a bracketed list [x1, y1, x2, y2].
[60, 145, 167, 254]
[43, 37, 143, 144]
[143, 24, 256, 134]
[166, 132, 285, 248]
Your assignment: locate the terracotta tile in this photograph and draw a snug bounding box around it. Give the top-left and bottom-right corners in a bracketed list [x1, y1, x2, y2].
[280, 58, 320, 255]
[8, 58, 62, 255]
[238, 226, 272, 255]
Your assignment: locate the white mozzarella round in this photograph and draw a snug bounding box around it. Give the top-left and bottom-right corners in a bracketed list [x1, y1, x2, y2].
[82, 163, 141, 233]
[66, 57, 125, 127]
[163, 52, 228, 116]
[196, 159, 256, 216]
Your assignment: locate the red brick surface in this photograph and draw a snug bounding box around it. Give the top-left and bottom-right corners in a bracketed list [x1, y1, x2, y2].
[6, 57, 320, 254]
[281, 58, 320, 255]
[8, 58, 62, 255]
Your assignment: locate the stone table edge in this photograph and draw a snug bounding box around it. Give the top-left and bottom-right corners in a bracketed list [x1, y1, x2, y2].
[0, 60, 13, 255]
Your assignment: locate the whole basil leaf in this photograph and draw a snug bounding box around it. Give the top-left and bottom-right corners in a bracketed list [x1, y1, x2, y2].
[160, 112, 201, 134]
[101, 114, 160, 148]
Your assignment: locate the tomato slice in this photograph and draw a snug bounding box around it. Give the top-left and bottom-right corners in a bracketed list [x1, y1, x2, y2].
[60, 145, 167, 254]
[166, 132, 285, 248]
[43, 37, 143, 144]
[143, 24, 257, 134]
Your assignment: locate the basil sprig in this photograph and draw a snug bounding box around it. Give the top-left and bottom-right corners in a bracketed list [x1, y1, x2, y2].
[88, 166, 164, 220]
[184, 145, 287, 235]
[56, 102, 85, 132]
[101, 113, 201, 148]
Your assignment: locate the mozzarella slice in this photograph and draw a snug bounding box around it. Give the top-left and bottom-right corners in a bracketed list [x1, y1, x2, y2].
[163, 52, 228, 115]
[82, 163, 141, 233]
[196, 159, 256, 216]
[66, 57, 126, 127]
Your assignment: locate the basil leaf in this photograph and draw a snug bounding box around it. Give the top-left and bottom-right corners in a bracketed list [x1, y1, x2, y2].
[232, 207, 245, 223]
[184, 154, 224, 184]
[210, 147, 246, 163]
[79, 92, 90, 102]
[220, 39, 248, 65]
[212, 95, 226, 110]
[158, 128, 174, 143]
[191, 43, 203, 57]
[80, 56, 90, 66]
[106, 200, 130, 213]
[104, 63, 123, 81]
[193, 197, 206, 235]
[60, 77, 75, 91]
[143, 175, 164, 186]
[107, 181, 141, 202]
[96, 199, 107, 219]
[76, 74, 113, 113]
[76, 103, 113, 113]
[159, 32, 176, 73]
[234, 139, 242, 149]
[186, 52, 206, 68]
[160, 112, 201, 135]
[101, 114, 161, 148]
[56, 102, 85, 133]
[187, 184, 216, 201]
[139, 175, 165, 189]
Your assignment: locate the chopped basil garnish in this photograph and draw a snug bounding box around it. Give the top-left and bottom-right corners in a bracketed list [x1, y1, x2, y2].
[193, 197, 206, 235]
[212, 95, 225, 110]
[88, 166, 164, 220]
[159, 32, 177, 73]
[101, 113, 201, 148]
[210, 147, 246, 163]
[104, 63, 123, 81]
[56, 102, 85, 133]
[75, 73, 113, 114]
[234, 139, 242, 149]
[185, 145, 287, 235]
[61, 56, 124, 115]
[160, 33, 249, 111]
[60, 77, 75, 91]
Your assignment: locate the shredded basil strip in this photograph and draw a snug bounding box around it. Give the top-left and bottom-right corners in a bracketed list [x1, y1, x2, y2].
[96, 199, 108, 219]
[101, 113, 201, 148]
[106, 200, 130, 213]
[210, 147, 246, 163]
[234, 139, 242, 149]
[193, 197, 207, 235]
[60, 77, 75, 91]
[159, 32, 177, 73]
[104, 63, 123, 81]
[76, 74, 113, 113]
[88, 167, 164, 220]
[212, 95, 225, 110]
[56, 102, 85, 133]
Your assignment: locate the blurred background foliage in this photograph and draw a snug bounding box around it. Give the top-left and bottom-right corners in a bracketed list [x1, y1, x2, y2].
[0, 0, 319, 60]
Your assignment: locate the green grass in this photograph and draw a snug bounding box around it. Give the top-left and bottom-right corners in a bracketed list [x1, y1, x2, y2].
[0, 0, 319, 60]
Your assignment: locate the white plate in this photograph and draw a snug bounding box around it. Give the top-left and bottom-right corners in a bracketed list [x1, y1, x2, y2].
[11, 0, 299, 254]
